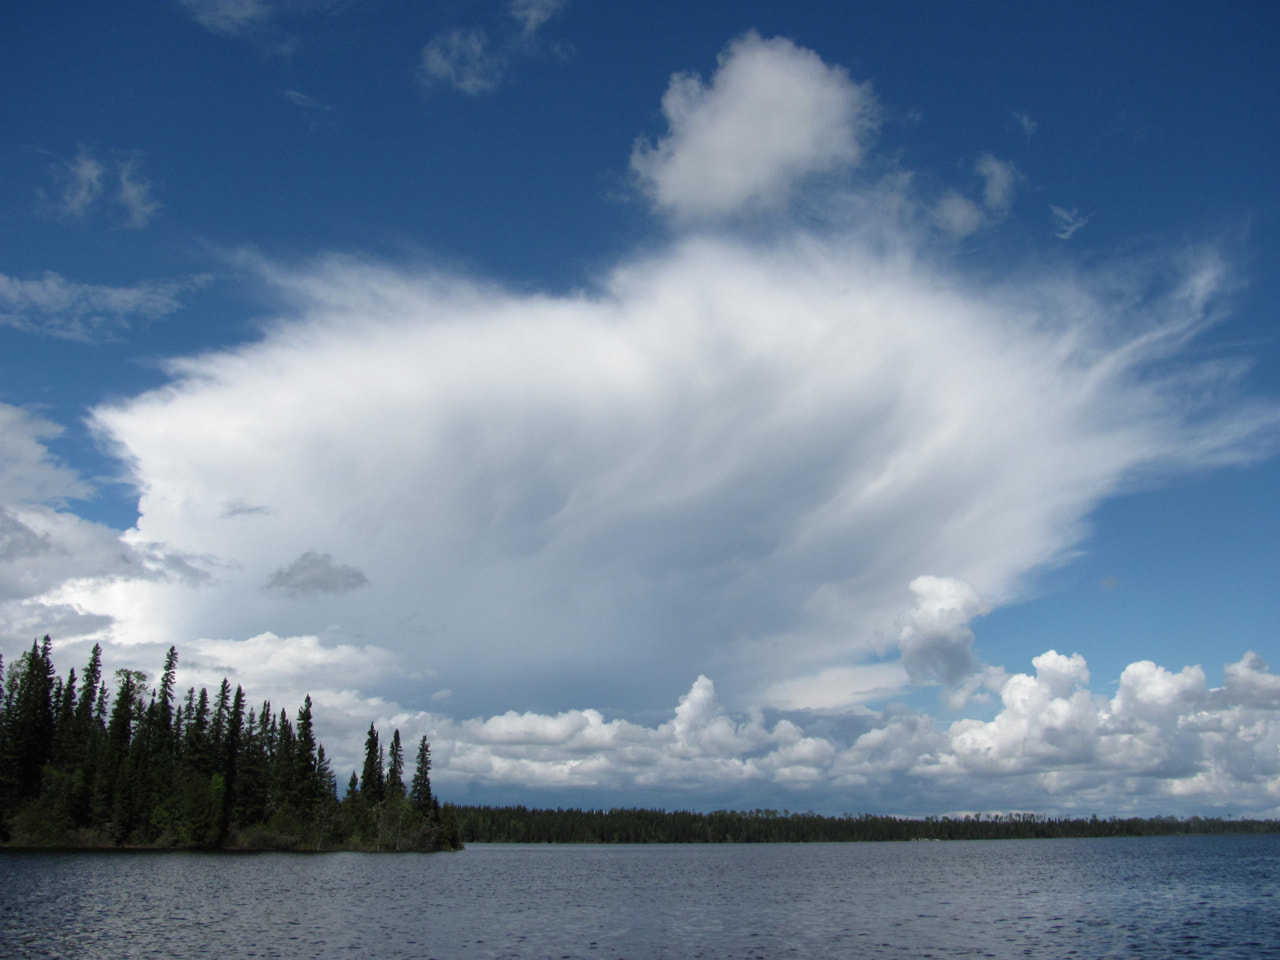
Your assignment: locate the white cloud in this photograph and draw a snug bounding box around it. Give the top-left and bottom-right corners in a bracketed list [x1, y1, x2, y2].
[1051, 205, 1091, 240]
[0, 270, 200, 341]
[178, 0, 274, 36]
[1013, 111, 1037, 141]
[420, 28, 506, 96]
[508, 0, 567, 37]
[631, 33, 876, 220]
[307, 651, 1280, 813]
[975, 153, 1017, 215]
[933, 191, 985, 237]
[175, 0, 333, 46]
[933, 154, 1017, 236]
[0, 405, 89, 507]
[52, 148, 104, 218]
[58, 224, 1275, 729]
[763, 663, 909, 712]
[897, 575, 988, 691]
[420, 1, 568, 96]
[115, 154, 161, 228]
[38, 148, 161, 229]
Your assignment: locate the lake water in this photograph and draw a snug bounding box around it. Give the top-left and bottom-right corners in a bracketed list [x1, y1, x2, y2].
[2, 836, 1277, 959]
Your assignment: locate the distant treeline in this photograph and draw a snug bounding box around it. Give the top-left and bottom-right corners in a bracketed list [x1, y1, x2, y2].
[0, 637, 461, 851]
[455, 805, 1280, 844]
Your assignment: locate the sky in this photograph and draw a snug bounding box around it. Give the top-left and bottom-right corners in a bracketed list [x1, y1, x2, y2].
[3, 0, 1280, 817]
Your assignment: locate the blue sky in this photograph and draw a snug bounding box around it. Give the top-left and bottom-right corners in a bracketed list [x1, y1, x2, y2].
[3, 1, 1280, 816]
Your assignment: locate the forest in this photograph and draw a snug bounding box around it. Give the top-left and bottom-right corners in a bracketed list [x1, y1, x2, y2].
[0, 637, 462, 851]
[454, 805, 1280, 844]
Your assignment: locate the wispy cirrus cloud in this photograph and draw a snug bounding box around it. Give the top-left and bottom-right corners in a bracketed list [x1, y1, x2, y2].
[934, 153, 1019, 237]
[1051, 204, 1091, 240]
[0, 270, 205, 342]
[175, 0, 337, 50]
[419, 0, 569, 96]
[38, 147, 161, 229]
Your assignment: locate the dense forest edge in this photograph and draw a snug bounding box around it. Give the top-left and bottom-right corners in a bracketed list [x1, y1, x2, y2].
[453, 805, 1280, 844]
[5, 638, 1278, 851]
[0, 637, 462, 851]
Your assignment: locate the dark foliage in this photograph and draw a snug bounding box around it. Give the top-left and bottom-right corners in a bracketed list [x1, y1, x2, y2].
[0, 638, 459, 852]
[454, 806, 1280, 845]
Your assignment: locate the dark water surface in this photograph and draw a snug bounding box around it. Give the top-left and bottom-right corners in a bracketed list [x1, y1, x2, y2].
[2, 835, 1277, 959]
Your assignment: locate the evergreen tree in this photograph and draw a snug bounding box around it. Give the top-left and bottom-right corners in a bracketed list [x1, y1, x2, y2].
[156, 647, 178, 737]
[75, 645, 103, 728]
[97, 668, 147, 841]
[293, 695, 319, 812]
[8, 639, 58, 801]
[361, 723, 385, 805]
[410, 736, 434, 814]
[1, 640, 456, 852]
[387, 729, 405, 798]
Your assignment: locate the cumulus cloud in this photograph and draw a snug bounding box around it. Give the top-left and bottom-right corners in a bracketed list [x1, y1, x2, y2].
[631, 32, 876, 220]
[340, 651, 1280, 814]
[265, 550, 369, 597]
[897, 575, 988, 693]
[0, 270, 201, 341]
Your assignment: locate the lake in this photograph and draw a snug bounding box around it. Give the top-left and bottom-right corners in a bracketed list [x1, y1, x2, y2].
[2, 836, 1277, 959]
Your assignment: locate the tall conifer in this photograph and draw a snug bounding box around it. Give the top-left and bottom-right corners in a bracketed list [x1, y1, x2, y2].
[410, 736, 434, 814]
[361, 723, 385, 805]
[387, 729, 405, 798]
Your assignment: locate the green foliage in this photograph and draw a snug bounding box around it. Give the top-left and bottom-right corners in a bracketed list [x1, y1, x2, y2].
[0, 641, 457, 853]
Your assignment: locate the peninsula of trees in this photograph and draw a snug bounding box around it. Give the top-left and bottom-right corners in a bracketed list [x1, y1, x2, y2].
[0, 637, 461, 851]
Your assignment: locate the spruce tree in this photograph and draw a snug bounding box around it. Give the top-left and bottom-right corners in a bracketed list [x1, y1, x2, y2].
[410, 736, 434, 814]
[387, 729, 405, 798]
[294, 695, 319, 812]
[9, 639, 58, 800]
[157, 647, 178, 736]
[361, 723, 385, 805]
[75, 645, 102, 728]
